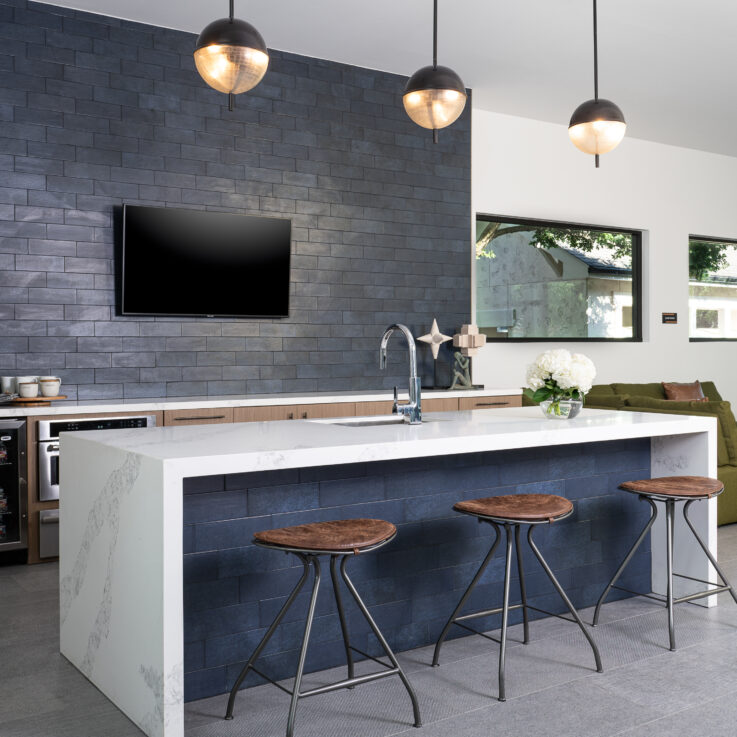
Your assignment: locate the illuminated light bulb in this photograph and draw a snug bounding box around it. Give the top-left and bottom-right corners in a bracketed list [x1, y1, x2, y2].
[194, 12, 269, 102]
[568, 98, 626, 155]
[403, 68, 467, 131]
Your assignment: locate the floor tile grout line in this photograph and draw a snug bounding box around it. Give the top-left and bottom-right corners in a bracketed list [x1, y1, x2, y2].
[606, 685, 737, 737]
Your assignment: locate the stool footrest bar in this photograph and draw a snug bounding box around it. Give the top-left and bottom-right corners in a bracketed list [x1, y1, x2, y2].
[611, 584, 665, 603]
[453, 621, 503, 644]
[454, 603, 524, 622]
[249, 667, 294, 696]
[673, 572, 727, 587]
[526, 604, 577, 625]
[299, 668, 400, 698]
[674, 586, 730, 604]
[348, 645, 393, 670]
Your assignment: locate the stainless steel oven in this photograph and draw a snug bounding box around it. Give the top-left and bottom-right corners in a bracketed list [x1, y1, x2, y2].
[37, 415, 156, 502]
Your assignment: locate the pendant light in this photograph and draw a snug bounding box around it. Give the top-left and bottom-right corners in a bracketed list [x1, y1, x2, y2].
[403, 0, 467, 143]
[194, 0, 269, 111]
[568, 0, 626, 167]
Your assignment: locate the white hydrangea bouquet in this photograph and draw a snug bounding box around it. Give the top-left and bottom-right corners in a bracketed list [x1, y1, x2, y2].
[523, 349, 596, 418]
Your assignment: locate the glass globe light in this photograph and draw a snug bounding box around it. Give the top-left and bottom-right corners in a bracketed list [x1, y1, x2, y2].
[403, 65, 467, 130]
[194, 17, 269, 96]
[568, 98, 626, 155]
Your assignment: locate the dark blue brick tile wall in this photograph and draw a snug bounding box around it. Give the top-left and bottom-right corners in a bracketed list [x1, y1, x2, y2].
[182, 438, 652, 702]
[0, 1, 471, 399]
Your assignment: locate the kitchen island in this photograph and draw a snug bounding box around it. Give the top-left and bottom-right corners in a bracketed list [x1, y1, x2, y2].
[59, 407, 718, 737]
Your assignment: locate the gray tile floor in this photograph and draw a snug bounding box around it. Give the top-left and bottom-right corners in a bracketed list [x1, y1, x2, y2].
[2, 525, 737, 737]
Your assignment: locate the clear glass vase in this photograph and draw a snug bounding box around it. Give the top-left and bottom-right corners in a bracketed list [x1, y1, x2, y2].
[540, 398, 583, 420]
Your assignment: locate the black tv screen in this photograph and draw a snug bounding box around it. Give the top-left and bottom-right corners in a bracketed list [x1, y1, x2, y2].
[120, 205, 291, 318]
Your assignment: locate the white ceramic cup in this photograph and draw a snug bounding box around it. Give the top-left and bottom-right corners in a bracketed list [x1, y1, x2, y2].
[0, 377, 14, 394]
[15, 376, 36, 387]
[18, 382, 39, 398]
[39, 379, 61, 397]
[39, 376, 58, 381]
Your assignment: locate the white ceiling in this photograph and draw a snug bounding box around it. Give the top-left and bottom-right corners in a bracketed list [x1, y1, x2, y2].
[41, 0, 737, 157]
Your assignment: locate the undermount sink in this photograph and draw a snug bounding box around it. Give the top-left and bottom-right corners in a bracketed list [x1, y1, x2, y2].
[311, 415, 420, 427]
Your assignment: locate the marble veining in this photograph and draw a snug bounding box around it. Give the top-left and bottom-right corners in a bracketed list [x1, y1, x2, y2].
[60, 452, 142, 676]
[59, 408, 718, 737]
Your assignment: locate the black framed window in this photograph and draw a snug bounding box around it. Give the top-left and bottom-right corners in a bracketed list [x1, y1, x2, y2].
[689, 236, 737, 341]
[475, 215, 642, 341]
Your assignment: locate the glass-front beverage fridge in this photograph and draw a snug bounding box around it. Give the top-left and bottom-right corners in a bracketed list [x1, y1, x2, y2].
[0, 419, 27, 552]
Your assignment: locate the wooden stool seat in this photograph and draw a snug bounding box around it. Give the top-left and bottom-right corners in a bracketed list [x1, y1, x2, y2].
[619, 476, 723, 498]
[455, 493, 573, 523]
[254, 518, 396, 552]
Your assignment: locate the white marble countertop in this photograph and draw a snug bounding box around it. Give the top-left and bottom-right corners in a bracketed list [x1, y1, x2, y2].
[61, 407, 717, 479]
[58, 405, 718, 737]
[0, 386, 518, 418]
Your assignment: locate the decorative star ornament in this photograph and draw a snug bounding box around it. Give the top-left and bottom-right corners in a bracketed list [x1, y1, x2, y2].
[418, 319, 452, 360]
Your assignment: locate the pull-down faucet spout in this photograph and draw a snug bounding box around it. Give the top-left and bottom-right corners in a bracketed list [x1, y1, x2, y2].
[379, 324, 422, 424]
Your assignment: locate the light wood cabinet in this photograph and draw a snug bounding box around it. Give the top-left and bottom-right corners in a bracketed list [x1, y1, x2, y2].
[297, 403, 356, 419]
[355, 400, 394, 416]
[459, 395, 522, 410]
[164, 408, 233, 426]
[423, 397, 459, 412]
[234, 405, 298, 422]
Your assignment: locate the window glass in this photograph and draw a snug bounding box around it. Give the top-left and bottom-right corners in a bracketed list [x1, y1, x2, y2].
[475, 216, 641, 340]
[689, 238, 737, 339]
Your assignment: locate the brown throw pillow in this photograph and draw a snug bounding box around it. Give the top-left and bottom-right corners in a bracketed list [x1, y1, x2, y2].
[662, 381, 707, 402]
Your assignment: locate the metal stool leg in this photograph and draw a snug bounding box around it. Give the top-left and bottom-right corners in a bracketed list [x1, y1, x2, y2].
[683, 499, 737, 606]
[593, 496, 658, 626]
[432, 521, 501, 666]
[286, 555, 322, 737]
[330, 554, 355, 685]
[340, 557, 422, 728]
[528, 526, 603, 673]
[225, 553, 311, 720]
[515, 524, 530, 645]
[497, 523, 514, 702]
[665, 499, 676, 651]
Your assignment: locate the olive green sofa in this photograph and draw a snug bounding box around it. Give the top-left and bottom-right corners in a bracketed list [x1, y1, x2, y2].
[585, 382, 737, 526]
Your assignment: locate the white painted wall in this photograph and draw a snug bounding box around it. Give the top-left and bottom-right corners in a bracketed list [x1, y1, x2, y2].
[471, 109, 737, 406]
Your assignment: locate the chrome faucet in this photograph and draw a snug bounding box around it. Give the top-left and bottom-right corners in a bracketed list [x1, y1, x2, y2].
[379, 324, 422, 425]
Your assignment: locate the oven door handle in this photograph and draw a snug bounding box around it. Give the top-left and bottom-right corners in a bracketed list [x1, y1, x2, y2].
[47, 445, 59, 452]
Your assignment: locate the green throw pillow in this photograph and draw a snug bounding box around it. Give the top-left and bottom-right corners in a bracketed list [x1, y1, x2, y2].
[699, 381, 723, 402]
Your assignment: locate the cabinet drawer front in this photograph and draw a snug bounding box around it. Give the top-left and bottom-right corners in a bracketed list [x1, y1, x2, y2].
[423, 397, 459, 412]
[297, 403, 356, 420]
[355, 401, 394, 416]
[459, 395, 522, 410]
[164, 408, 233, 426]
[234, 405, 298, 422]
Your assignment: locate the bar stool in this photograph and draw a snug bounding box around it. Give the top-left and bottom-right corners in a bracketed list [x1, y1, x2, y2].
[593, 475, 737, 651]
[433, 493, 602, 701]
[224, 518, 421, 737]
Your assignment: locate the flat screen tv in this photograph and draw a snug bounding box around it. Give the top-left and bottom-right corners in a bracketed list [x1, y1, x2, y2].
[120, 205, 291, 318]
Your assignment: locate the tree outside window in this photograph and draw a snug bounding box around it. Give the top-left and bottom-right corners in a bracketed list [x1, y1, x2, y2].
[689, 238, 737, 340]
[475, 216, 641, 341]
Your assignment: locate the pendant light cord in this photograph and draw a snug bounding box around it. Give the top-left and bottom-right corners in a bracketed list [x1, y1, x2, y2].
[433, 0, 438, 70]
[593, 0, 598, 100]
[229, 0, 234, 22]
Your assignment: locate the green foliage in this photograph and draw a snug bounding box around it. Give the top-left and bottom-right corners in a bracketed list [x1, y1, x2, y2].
[523, 384, 582, 404]
[475, 221, 633, 262]
[689, 240, 732, 281]
[476, 223, 733, 282]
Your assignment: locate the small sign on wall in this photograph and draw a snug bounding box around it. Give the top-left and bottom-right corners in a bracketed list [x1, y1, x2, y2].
[662, 313, 678, 324]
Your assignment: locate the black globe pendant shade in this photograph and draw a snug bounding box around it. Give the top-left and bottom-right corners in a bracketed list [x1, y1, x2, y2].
[403, 0, 467, 142]
[194, 0, 269, 111]
[568, 0, 626, 167]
